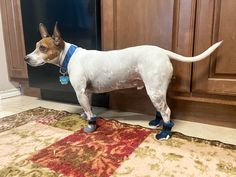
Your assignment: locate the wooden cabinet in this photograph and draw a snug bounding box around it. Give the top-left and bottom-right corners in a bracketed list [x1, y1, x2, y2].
[101, 0, 197, 114]
[101, 0, 236, 128]
[102, 0, 196, 92]
[102, 0, 236, 97]
[193, 0, 236, 95]
[0, 0, 27, 79]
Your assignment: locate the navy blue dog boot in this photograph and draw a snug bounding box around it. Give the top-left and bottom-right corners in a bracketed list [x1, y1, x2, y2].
[155, 121, 174, 140]
[149, 111, 163, 128]
[83, 116, 97, 133]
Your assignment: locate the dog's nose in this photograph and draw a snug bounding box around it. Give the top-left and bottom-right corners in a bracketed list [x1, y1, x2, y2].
[24, 56, 30, 62]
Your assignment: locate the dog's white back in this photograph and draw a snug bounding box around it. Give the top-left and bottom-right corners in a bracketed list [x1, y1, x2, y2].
[68, 44, 172, 93]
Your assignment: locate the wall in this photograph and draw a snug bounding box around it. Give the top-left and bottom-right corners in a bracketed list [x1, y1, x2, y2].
[0, 9, 19, 95]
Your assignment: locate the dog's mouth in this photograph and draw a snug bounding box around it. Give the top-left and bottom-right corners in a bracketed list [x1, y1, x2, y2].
[26, 61, 45, 67]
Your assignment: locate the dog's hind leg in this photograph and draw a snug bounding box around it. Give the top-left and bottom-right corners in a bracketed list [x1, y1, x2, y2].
[146, 88, 174, 140]
[141, 57, 174, 140]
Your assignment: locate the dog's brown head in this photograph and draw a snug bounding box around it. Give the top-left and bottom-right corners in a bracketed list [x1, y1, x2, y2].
[24, 22, 65, 66]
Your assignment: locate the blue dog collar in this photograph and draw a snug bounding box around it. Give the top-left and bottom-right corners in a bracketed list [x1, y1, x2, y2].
[60, 44, 78, 74]
[59, 44, 77, 85]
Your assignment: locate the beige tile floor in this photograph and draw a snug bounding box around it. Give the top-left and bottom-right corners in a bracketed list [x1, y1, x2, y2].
[0, 95, 236, 145]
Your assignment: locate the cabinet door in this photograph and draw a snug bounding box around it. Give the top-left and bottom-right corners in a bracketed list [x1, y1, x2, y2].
[0, 0, 27, 79]
[101, 0, 196, 114]
[102, 0, 196, 93]
[192, 0, 236, 95]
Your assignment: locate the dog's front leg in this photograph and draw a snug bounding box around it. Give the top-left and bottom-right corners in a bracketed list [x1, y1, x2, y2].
[76, 91, 96, 133]
[80, 93, 92, 119]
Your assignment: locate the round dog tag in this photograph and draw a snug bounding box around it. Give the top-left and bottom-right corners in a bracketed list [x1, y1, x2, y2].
[59, 75, 69, 85]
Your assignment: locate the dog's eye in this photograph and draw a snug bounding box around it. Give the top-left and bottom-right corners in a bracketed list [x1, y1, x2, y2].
[39, 45, 47, 52]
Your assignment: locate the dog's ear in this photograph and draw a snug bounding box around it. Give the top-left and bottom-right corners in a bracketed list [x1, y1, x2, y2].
[52, 22, 64, 48]
[39, 23, 50, 38]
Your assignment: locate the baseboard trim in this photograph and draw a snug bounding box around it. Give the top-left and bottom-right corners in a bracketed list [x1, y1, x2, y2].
[0, 88, 21, 100]
[109, 89, 236, 128]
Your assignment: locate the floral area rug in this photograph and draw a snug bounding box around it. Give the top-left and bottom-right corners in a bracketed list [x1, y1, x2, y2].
[0, 107, 235, 177]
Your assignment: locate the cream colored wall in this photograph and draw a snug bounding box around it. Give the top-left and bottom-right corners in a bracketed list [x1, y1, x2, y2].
[0, 9, 19, 91]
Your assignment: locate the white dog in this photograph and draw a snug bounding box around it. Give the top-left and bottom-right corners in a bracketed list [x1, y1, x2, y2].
[25, 23, 222, 140]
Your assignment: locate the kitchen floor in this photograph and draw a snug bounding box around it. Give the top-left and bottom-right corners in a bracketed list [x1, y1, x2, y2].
[0, 95, 236, 145]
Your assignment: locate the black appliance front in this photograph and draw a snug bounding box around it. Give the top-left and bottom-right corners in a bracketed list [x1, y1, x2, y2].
[21, 0, 108, 107]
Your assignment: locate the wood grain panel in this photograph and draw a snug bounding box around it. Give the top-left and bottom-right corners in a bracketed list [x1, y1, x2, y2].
[101, 0, 196, 92]
[101, 0, 115, 50]
[214, 0, 236, 75]
[170, 0, 196, 92]
[193, 0, 236, 95]
[169, 98, 236, 129]
[0, 0, 28, 79]
[109, 88, 155, 115]
[101, 0, 197, 114]
[115, 0, 174, 49]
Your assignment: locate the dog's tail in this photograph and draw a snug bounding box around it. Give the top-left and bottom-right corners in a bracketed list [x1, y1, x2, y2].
[163, 41, 222, 62]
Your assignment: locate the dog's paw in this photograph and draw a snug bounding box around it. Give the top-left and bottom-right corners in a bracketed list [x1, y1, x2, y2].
[83, 124, 97, 133]
[155, 130, 171, 140]
[148, 119, 163, 129]
[148, 111, 163, 129]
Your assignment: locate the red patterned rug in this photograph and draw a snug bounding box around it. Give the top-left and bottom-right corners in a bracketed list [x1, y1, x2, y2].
[30, 118, 151, 177]
[0, 107, 235, 177]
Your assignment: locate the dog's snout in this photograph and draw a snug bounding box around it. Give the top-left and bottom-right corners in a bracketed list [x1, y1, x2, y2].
[24, 56, 30, 62]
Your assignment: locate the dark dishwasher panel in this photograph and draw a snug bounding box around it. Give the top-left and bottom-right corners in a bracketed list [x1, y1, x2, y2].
[21, 0, 108, 107]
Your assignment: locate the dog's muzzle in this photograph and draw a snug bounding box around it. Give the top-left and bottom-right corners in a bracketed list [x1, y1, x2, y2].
[24, 56, 30, 62]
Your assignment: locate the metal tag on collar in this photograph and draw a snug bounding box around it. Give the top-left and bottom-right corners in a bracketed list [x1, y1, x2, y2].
[59, 68, 69, 85]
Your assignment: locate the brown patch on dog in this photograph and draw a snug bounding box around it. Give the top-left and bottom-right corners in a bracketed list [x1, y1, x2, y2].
[36, 37, 64, 61]
[36, 22, 65, 61]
